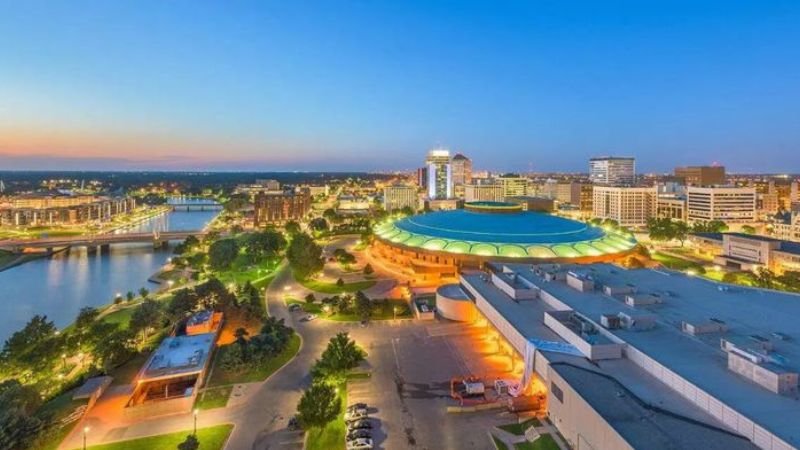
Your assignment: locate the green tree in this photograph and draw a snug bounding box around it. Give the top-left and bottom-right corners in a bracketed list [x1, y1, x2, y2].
[754, 267, 776, 289]
[0, 380, 45, 450]
[1, 315, 56, 363]
[286, 233, 324, 280]
[208, 239, 240, 270]
[309, 217, 329, 233]
[243, 230, 286, 263]
[741, 225, 756, 234]
[284, 221, 301, 236]
[296, 383, 340, 429]
[363, 263, 374, 275]
[75, 306, 99, 333]
[139, 287, 150, 299]
[673, 220, 689, 246]
[91, 325, 136, 372]
[224, 193, 250, 213]
[336, 278, 344, 287]
[305, 293, 317, 304]
[167, 288, 200, 321]
[126, 291, 135, 302]
[399, 206, 415, 216]
[354, 291, 372, 321]
[312, 332, 364, 380]
[322, 208, 339, 224]
[177, 434, 200, 450]
[130, 299, 163, 345]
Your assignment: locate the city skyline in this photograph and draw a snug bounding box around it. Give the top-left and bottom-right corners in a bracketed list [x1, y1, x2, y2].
[1, 1, 799, 172]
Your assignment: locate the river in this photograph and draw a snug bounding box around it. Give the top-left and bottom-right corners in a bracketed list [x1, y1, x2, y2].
[0, 208, 218, 342]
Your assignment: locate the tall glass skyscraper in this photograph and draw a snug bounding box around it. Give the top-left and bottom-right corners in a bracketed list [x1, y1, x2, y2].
[426, 148, 452, 199]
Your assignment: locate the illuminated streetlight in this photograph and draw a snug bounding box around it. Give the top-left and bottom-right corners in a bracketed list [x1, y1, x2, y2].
[193, 408, 199, 436]
[82, 427, 90, 450]
[167, 280, 175, 288]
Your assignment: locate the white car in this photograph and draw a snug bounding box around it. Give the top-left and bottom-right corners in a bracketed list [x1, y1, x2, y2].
[304, 314, 318, 322]
[344, 410, 368, 422]
[346, 438, 373, 450]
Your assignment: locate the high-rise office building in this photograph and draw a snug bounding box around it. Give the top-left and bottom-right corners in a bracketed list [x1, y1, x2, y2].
[674, 166, 726, 186]
[589, 157, 635, 186]
[425, 148, 452, 199]
[383, 184, 419, 212]
[463, 184, 505, 203]
[496, 174, 528, 198]
[451, 153, 472, 198]
[592, 185, 657, 227]
[253, 188, 311, 226]
[686, 186, 757, 223]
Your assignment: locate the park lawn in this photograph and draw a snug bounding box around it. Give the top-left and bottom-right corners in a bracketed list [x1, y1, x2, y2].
[492, 435, 510, 450]
[514, 434, 559, 450]
[651, 252, 706, 272]
[31, 390, 88, 450]
[82, 424, 233, 450]
[298, 278, 376, 294]
[207, 333, 301, 387]
[215, 257, 280, 288]
[100, 306, 137, 328]
[499, 417, 543, 436]
[306, 382, 347, 450]
[108, 352, 150, 386]
[195, 385, 233, 410]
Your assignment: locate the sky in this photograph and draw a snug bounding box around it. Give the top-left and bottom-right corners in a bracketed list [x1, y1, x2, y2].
[0, 1, 799, 173]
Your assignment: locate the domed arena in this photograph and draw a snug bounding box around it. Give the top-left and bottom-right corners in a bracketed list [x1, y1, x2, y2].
[372, 202, 637, 282]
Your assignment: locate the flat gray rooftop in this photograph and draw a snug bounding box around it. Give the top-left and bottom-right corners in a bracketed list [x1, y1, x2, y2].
[551, 363, 758, 450]
[506, 263, 800, 447]
[141, 332, 215, 381]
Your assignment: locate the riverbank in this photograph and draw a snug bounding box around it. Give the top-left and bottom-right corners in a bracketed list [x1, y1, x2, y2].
[0, 249, 54, 272]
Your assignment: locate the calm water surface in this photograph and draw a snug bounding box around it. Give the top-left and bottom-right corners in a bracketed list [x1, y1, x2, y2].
[0, 210, 217, 341]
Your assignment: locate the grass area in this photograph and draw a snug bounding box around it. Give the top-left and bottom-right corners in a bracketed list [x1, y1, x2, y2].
[82, 424, 233, 450]
[108, 352, 150, 386]
[306, 382, 347, 450]
[100, 306, 137, 328]
[30, 390, 88, 450]
[0, 249, 17, 267]
[286, 298, 412, 322]
[298, 278, 376, 294]
[492, 435, 510, 450]
[651, 252, 706, 273]
[195, 385, 233, 410]
[499, 417, 543, 436]
[215, 257, 280, 288]
[207, 333, 301, 387]
[514, 434, 559, 450]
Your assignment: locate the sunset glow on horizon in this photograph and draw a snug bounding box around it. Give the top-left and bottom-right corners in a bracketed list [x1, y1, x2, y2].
[1, 1, 799, 172]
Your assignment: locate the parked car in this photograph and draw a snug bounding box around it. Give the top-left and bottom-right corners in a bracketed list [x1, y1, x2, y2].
[346, 429, 372, 441]
[287, 416, 300, 431]
[288, 304, 301, 312]
[305, 314, 318, 321]
[345, 410, 368, 422]
[347, 419, 373, 430]
[346, 438, 373, 450]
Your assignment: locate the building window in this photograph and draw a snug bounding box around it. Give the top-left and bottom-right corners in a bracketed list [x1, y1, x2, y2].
[551, 381, 564, 403]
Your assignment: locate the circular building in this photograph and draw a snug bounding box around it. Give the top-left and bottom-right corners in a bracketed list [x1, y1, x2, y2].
[373, 202, 636, 281]
[436, 283, 477, 322]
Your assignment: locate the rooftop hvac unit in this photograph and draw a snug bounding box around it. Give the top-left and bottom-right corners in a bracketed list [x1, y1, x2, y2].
[600, 314, 622, 329]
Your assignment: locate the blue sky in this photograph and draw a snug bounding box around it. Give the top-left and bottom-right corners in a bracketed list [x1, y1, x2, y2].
[0, 1, 798, 172]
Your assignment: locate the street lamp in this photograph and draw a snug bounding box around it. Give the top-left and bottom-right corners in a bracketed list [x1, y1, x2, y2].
[193, 408, 199, 436]
[62, 353, 67, 369]
[82, 427, 89, 450]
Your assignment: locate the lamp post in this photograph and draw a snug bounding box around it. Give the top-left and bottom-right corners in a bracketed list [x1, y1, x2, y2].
[62, 353, 67, 370]
[82, 426, 89, 450]
[193, 408, 199, 436]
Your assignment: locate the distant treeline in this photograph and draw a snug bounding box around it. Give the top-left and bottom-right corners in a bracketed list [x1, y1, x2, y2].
[0, 171, 393, 194]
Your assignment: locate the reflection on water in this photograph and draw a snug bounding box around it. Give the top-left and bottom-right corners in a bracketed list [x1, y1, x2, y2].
[0, 210, 217, 342]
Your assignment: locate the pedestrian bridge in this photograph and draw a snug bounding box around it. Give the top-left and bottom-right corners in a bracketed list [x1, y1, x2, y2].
[0, 230, 209, 253]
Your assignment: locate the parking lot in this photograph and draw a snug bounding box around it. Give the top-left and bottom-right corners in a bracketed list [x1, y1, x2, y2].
[344, 319, 519, 449]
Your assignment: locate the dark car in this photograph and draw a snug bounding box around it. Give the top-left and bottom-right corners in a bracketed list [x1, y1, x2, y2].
[347, 429, 372, 441]
[287, 416, 300, 431]
[347, 419, 373, 431]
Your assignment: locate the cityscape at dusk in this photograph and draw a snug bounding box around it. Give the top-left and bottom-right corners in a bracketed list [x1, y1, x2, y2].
[1, 2, 800, 450]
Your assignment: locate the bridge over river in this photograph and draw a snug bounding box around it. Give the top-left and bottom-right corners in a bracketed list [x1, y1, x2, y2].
[0, 230, 210, 253]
